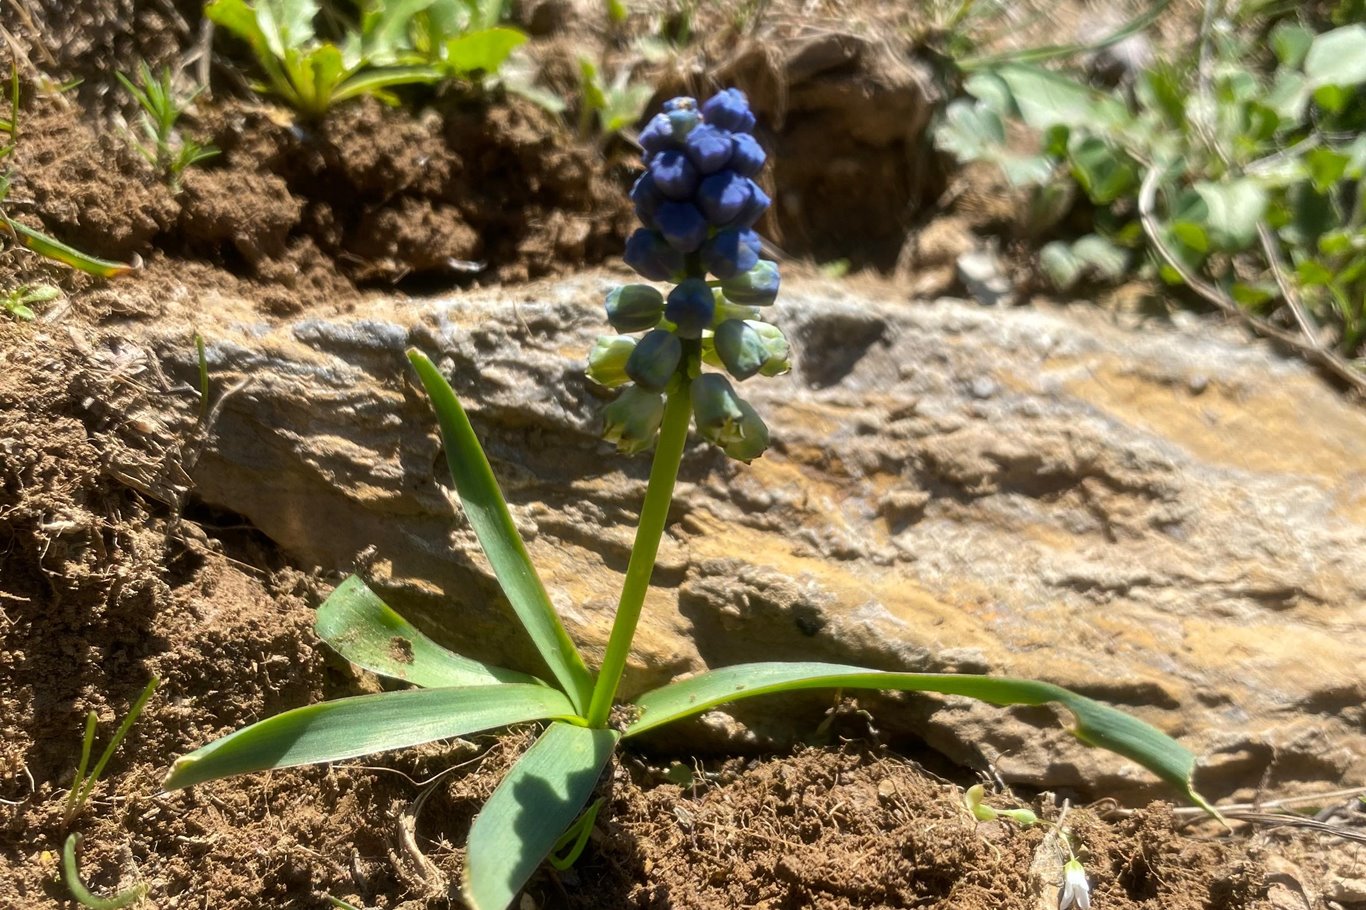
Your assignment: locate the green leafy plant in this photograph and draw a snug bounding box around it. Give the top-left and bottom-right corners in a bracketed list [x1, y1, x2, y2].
[116, 61, 219, 191]
[166, 89, 1218, 910]
[207, 0, 527, 118]
[1, 282, 59, 320]
[932, 4, 1366, 391]
[576, 56, 653, 139]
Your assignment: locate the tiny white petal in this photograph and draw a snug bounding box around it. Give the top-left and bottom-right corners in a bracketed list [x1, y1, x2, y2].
[1060, 861, 1091, 910]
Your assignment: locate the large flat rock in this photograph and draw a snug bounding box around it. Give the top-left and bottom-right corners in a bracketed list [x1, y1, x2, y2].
[148, 271, 1365, 803]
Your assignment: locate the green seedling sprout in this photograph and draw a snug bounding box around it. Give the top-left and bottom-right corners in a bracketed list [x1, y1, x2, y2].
[62, 834, 147, 909]
[166, 89, 1219, 910]
[116, 61, 219, 191]
[576, 56, 653, 140]
[1, 282, 59, 321]
[64, 678, 159, 827]
[964, 782, 1040, 825]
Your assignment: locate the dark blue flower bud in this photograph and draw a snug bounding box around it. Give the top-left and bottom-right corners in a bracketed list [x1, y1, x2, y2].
[662, 96, 697, 113]
[696, 171, 754, 225]
[655, 201, 708, 253]
[626, 329, 682, 391]
[683, 124, 733, 174]
[729, 132, 766, 176]
[605, 283, 665, 332]
[586, 335, 636, 387]
[702, 88, 756, 133]
[701, 228, 761, 279]
[624, 228, 685, 281]
[603, 385, 665, 454]
[649, 150, 699, 201]
[630, 172, 663, 228]
[721, 183, 770, 230]
[719, 259, 780, 306]
[639, 113, 674, 154]
[665, 278, 715, 339]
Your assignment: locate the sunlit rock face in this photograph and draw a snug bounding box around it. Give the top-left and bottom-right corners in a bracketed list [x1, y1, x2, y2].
[157, 271, 1366, 804]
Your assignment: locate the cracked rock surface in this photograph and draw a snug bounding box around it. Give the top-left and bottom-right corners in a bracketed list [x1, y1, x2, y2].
[150, 270, 1365, 803]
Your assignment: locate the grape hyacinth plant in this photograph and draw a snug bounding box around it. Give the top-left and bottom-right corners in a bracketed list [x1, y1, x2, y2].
[164, 89, 1218, 910]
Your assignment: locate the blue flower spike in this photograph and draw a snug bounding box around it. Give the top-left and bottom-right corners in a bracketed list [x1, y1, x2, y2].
[593, 86, 779, 460]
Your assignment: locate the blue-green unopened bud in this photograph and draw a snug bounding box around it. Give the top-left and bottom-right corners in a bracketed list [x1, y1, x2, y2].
[603, 385, 665, 454]
[723, 399, 769, 463]
[626, 329, 682, 391]
[720, 259, 780, 306]
[714, 319, 790, 381]
[691, 373, 746, 447]
[606, 284, 665, 333]
[586, 335, 637, 387]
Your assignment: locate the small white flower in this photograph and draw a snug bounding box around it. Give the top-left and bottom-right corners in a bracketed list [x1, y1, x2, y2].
[1060, 857, 1091, 910]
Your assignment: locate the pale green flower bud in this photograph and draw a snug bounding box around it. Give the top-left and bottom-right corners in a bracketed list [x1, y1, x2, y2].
[713, 297, 760, 326]
[691, 374, 769, 461]
[691, 373, 745, 448]
[606, 284, 665, 333]
[586, 335, 637, 388]
[602, 385, 665, 454]
[713, 319, 791, 381]
[720, 259, 780, 306]
[626, 329, 683, 391]
[722, 399, 769, 463]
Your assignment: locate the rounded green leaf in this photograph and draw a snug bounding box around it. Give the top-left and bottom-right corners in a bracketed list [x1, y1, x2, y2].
[464, 722, 619, 910]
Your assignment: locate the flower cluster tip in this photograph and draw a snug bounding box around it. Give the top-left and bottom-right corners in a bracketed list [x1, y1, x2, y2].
[588, 87, 789, 462]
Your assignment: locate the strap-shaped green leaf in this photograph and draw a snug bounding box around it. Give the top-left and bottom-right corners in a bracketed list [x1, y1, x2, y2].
[164, 684, 578, 790]
[407, 350, 593, 713]
[625, 662, 1218, 816]
[316, 575, 548, 689]
[1, 218, 139, 278]
[464, 722, 618, 910]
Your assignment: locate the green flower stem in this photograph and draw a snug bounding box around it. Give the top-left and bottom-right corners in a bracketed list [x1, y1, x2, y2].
[585, 382, 693, 728]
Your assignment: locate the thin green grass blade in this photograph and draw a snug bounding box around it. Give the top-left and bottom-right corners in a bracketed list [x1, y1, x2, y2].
[164, 684, 579, 790]
[2, 218, 139, 277]
[464, 722, 618, 910]
[624, 661, 1218, 816]
[316, 575, 547, 688]
[407, 350, 593, 712]
[62, 834, 147, 909]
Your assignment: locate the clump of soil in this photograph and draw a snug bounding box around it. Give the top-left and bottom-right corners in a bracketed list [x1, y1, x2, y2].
[6, 88, 634, 307]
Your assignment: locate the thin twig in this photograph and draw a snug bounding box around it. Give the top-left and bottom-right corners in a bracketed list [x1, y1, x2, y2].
[1137, 165, 1366, 395]
[1257, 222, 1321, 344]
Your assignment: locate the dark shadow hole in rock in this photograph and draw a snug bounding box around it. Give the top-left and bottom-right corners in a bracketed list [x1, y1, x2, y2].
[177, 497, 295, 577]
[795, 314, 889, 389]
